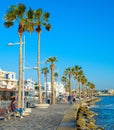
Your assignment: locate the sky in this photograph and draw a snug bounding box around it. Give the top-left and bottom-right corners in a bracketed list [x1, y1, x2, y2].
[0, 0, 114, 90]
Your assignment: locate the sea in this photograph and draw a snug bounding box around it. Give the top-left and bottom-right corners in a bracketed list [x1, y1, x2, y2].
[91, 96, 114, 130]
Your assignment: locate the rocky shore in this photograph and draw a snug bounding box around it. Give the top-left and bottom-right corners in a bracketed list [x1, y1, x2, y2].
[76, 97, 104, 130]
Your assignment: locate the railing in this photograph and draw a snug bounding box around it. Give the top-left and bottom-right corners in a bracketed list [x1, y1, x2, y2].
[0, 99, 39, 108]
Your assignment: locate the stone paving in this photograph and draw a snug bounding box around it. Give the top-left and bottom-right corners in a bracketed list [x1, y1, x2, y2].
[0, 103, 73, 130]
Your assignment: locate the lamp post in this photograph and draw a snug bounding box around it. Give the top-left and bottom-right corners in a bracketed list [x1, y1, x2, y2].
[8, 36, 25, 108]
[45, 75, 48, 103]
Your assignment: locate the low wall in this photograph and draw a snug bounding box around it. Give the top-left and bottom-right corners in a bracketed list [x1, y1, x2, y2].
[57, 102, 80, 130]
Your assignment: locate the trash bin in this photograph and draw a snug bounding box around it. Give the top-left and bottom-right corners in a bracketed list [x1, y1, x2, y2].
[47, 99, 50, 104]
[26, 102, 30, 108]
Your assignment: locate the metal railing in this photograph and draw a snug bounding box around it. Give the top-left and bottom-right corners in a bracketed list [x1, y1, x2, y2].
[0, 99, 39, 108]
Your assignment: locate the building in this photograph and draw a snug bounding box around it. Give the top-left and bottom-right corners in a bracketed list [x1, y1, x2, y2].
[0, 68, 17, 89]
[24, 78, 35, 98]
[43, 82, 65, 98]
[0, 69, 36, 99]
[108, 90, 114, 95]
[0, 68, 17, 100]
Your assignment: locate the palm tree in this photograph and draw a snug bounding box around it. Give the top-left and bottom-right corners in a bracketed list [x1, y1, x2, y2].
[80, 75, 87, 98]
[89, 82, 95, 99]
[41, 67, 49, 102]
[4, 4, 34, 108]
[87, 82, 93, 98]
[64, 67, 74, 95]
[34, 9, 51, 104]
[54, 72, 58, 81]
[77, 70, 83, 100]
[46, 57, 58, 104]
[61, 75, 68, 92]
[73, 65, 82, 95]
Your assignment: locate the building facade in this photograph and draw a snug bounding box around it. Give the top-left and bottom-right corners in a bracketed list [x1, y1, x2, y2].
[0, 68, 17, 100]
[24, 78, 35, 98]
[43, 82, 65, 98]
[0, 68, 17, 89]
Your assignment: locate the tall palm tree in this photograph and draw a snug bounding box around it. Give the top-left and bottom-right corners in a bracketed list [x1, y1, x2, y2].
[73, 65, 82, 94]
[54, 72, 58, 81]
[4, 4, 34, 108]
[41, 67, 49, 102]
[77, 70, 84, 100]
[61, 75, 68, 92]
[87, 82, 92, 98]
[46, 57, 58, 104]
[80, 75, 87, 98]
[64, 67, 74, 95]
[89, 82, 95, 99]
[34, 9, 51, 104]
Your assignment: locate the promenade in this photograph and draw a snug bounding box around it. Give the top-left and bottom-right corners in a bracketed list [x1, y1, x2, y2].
[0, 102, 77, 130]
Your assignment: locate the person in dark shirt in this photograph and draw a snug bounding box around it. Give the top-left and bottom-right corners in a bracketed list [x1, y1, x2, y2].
[68, 95, 73, 104]
[10, 97, 23, 118]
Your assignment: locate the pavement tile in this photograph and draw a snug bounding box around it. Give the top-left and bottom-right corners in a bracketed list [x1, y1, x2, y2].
[0, 103, 71, 129]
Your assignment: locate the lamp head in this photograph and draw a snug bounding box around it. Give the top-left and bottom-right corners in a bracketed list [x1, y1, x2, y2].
[7, 43, 13, 46]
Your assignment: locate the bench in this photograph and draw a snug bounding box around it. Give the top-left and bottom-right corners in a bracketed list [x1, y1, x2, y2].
[0, 106, 17, 121]
[0, 107, 9, 120]
[7, 106, 16, 119]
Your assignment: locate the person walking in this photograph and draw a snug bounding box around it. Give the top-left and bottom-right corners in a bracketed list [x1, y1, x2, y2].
[68, 95, 73, 104]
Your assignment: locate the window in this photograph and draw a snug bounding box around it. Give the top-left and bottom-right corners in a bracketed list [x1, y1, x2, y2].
[6, 74, 8, 79]
[12, 74, 14, 79]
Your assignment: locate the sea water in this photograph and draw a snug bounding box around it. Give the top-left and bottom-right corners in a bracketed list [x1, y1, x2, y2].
[91, 96, 114, 130]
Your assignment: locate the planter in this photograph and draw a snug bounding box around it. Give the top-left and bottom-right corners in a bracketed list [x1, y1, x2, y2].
[34, 103, 49, 108]
[24, 108, 32, 113]
[22, 112, 29, 116]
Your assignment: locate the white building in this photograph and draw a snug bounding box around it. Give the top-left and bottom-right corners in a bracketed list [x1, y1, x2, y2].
[43, 82, 65, 97]
[108, 89, 114, 95]
[0, 68, 17, 89]
[24, 78, 35, 97]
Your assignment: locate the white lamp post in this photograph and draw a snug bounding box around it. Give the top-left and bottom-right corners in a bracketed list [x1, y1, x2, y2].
[8, 36, 25, 108]
[22, 36, 25, 108]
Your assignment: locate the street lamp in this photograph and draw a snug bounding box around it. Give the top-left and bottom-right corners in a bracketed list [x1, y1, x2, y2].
[8, 36, 25, 108]
[33, 67, 38, 70]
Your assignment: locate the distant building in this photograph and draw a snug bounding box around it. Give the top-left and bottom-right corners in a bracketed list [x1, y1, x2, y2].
[43, 82, 65, 97]
[108, 90, 114, 95]
[24, 78, 35, 97]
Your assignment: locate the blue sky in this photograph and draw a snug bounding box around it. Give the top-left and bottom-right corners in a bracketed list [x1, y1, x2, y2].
[0, 0, 114, 90]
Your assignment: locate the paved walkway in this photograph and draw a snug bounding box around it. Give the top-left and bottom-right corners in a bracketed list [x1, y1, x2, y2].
[0, 102, 78, 130]
[57, 102, 79, 130]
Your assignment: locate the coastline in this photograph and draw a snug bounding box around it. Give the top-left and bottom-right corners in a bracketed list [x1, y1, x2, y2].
[95, 94, 114, 96]
[76, 97, 104, 130]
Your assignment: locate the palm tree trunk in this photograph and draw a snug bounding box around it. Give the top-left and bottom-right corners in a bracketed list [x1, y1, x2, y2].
[17, 34, 23, 108]
[87, 89, 89, 97]
[91, 89, 93, 100]
[69, 74, 72, 95]
[75, 79, 78, 98]
[38, 32, 42, 104]
[78, 81, 81, 100]
[45, 74, 48, 103]
[51, 64, 55, 104]
[89, 89, 91, 98]
[82, 84, 84, 98]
